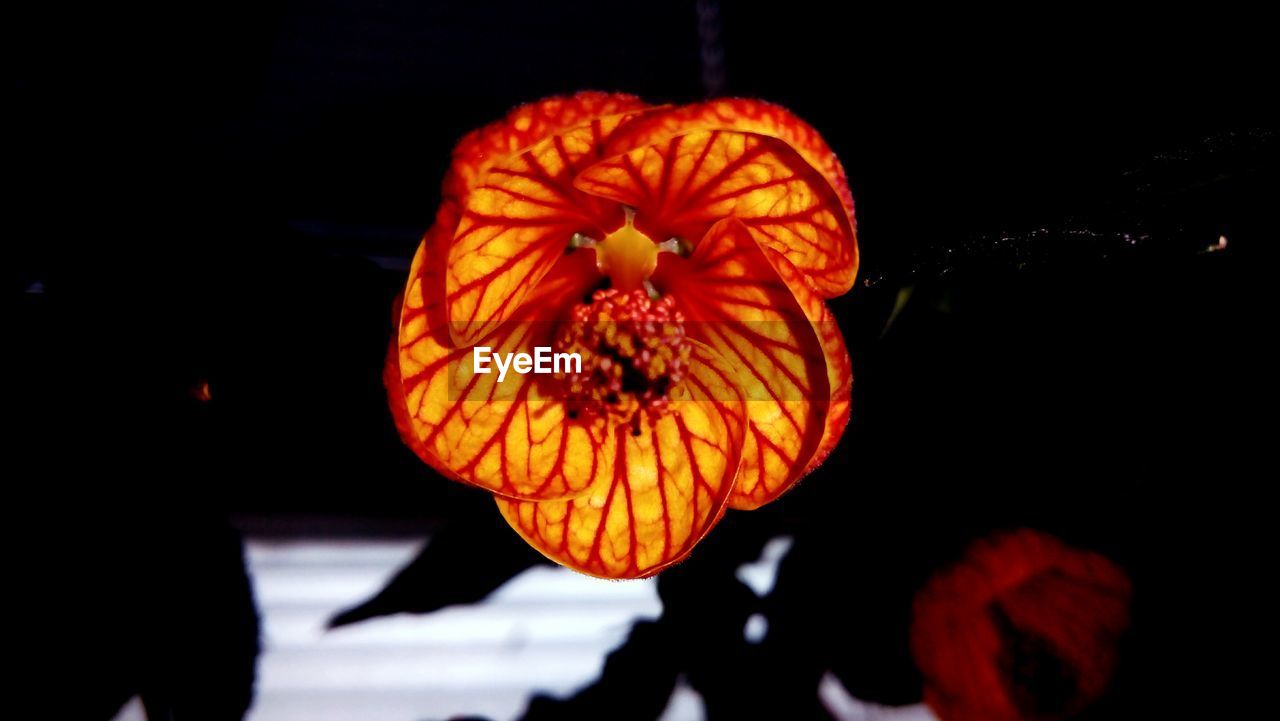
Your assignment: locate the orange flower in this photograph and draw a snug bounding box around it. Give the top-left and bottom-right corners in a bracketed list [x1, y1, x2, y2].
[910, 530, 1133, 721]
[386, 92, 857, 578]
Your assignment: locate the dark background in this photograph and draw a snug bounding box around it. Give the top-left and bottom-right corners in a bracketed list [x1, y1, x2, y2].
[10, 2, 1274, 719]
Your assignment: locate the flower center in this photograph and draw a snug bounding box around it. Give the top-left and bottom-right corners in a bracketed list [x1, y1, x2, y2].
[595, 211, 658, 293]
[554, 288, 690, 426]
[572, 207, 684, 294]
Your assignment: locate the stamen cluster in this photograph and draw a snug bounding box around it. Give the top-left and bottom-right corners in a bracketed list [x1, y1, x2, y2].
[555, 289, 690, 422]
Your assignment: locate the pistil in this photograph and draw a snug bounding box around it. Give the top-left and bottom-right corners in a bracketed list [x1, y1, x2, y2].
[570, 207, 685, 295]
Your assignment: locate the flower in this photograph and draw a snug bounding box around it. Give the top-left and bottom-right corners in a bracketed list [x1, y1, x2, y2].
[386, 92, 857, 578]
[910, 530, 1133, 721]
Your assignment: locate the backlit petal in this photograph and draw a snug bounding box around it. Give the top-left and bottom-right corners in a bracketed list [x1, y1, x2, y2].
[574, 130, 857, 297]
[385, 292, 460, 481]
[657, 217, 840, 509]
[497, 342, 747, 579]
[443, 92, 649, 206]
[605, 98, 855, 215]
[446, 115, 638, 345]
[385, 205, 461, 479]
[766, 248, 853, 476]
[398, 202, 607, 500]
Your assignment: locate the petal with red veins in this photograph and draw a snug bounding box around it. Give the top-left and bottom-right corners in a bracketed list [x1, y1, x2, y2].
[386, 294, 459, 481]
[497, 342, 747, 579]
[385, 205, 460, 479]
[765, 248, 853, 475]
[574, 130, 857, 297]
[400, 204, 608, 500]
[443, 92, 650, 206]
[446, 115, 638, 345]
[606, 98, 855, 215]
[656, 217, 837, 509]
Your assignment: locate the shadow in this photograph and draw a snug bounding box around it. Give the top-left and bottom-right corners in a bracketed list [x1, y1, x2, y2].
[520, 513, 794, 721]
[330, 494, 549, 628]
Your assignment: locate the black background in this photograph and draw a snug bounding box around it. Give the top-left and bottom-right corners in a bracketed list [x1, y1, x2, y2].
[11, 2, 1275, 719]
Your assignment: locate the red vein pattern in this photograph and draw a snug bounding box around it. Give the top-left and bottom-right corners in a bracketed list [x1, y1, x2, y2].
[497, 342, 746, 579]
[384, 93, 861, 578]
[766, 248, 853, 478]
[443, 92, 650, 206]
[606, 98, 856, 217]
[385, 205, 462, 481]
[445, 115, 637, 345]
[656, 217, 835, 509]
[398, 201, 609, 500]
[574, 129, 857, 298]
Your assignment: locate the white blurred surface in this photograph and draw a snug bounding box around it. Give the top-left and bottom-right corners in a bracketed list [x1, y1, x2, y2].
[244, 538, 666, 721]
[818, 672, 936, 721]
[108, 537, 922, 721]
[735, 535, 793, 597]
[111, 697, 146, 721]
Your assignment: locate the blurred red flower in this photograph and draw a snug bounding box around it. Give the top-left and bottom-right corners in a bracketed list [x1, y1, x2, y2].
[910, 529, 1132, 721]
